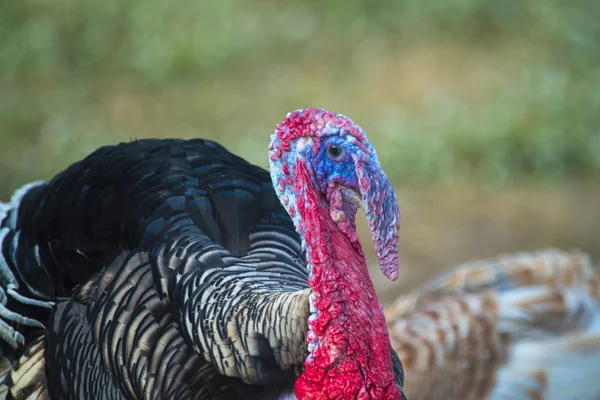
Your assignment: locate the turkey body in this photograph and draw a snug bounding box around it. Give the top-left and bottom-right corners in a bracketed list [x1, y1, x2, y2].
[385, 249, 600, 400]
[3, 135, 599, 399]
[0, 137, 404, 399]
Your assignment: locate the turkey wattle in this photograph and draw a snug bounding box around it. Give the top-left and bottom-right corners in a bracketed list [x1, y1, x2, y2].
[0, 108, 405, 399]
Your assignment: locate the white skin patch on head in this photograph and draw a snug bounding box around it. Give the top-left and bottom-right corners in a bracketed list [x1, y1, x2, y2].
[296, 137, 314, 152]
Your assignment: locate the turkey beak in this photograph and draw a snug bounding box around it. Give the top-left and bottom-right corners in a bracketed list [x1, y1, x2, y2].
[353, 154, 400, 281]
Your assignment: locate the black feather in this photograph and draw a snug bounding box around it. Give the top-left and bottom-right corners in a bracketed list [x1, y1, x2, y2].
[0, 138, 406, 399]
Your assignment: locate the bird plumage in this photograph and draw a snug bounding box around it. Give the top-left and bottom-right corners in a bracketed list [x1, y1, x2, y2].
[0, 110, 405, 399]
[385, 249, 600, 400]
[8, 111, 596, 399]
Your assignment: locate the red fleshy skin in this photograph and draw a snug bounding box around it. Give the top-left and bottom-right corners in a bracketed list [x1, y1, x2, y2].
[294, 162, 400, 400]
[269, 109, 402, 399]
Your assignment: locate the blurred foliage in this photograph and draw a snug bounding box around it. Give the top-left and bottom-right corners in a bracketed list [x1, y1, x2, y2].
[1, 0, 600, 198]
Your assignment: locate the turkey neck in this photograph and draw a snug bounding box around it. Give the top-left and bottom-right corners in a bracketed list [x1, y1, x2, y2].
[292, 163, 400, 399]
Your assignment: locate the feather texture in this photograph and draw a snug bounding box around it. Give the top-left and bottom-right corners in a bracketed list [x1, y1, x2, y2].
[0, 137, 405, 399]
[385, 249, 600, 400]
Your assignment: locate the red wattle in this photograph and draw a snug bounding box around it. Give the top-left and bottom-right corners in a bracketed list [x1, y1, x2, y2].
[293, 162, 401, 400]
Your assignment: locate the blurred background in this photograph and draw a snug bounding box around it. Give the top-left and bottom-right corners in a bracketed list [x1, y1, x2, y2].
[1, 0, 599, 301]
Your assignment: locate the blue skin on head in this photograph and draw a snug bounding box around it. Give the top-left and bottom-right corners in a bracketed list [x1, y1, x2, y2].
[308, 136, 361, 195]
[269, 109, 400, 281]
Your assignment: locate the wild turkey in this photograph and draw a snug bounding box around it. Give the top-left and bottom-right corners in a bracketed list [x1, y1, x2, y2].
[0, 108, 406, 399]
[385, 249, 600, 400]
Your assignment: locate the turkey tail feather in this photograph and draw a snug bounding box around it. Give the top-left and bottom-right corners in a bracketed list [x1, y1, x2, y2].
[0, 181, 53, 350]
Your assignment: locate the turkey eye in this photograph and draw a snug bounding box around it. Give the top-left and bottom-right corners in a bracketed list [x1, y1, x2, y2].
[328, 144, 343, 159]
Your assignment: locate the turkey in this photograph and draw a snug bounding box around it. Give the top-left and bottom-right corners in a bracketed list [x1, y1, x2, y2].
[385, 249, 600, 400]
[0, 108, 406, 399]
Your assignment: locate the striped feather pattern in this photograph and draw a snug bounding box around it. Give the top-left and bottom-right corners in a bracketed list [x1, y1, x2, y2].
[0, 181, 52, 351]
[5, 334, 49, 400]
[159, 221, 311, 386]
[0, 138, 405, 399]
[385, 249, 600, 400]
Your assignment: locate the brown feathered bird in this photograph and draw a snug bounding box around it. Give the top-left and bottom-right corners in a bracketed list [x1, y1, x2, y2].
[385, 249, 600, 400]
